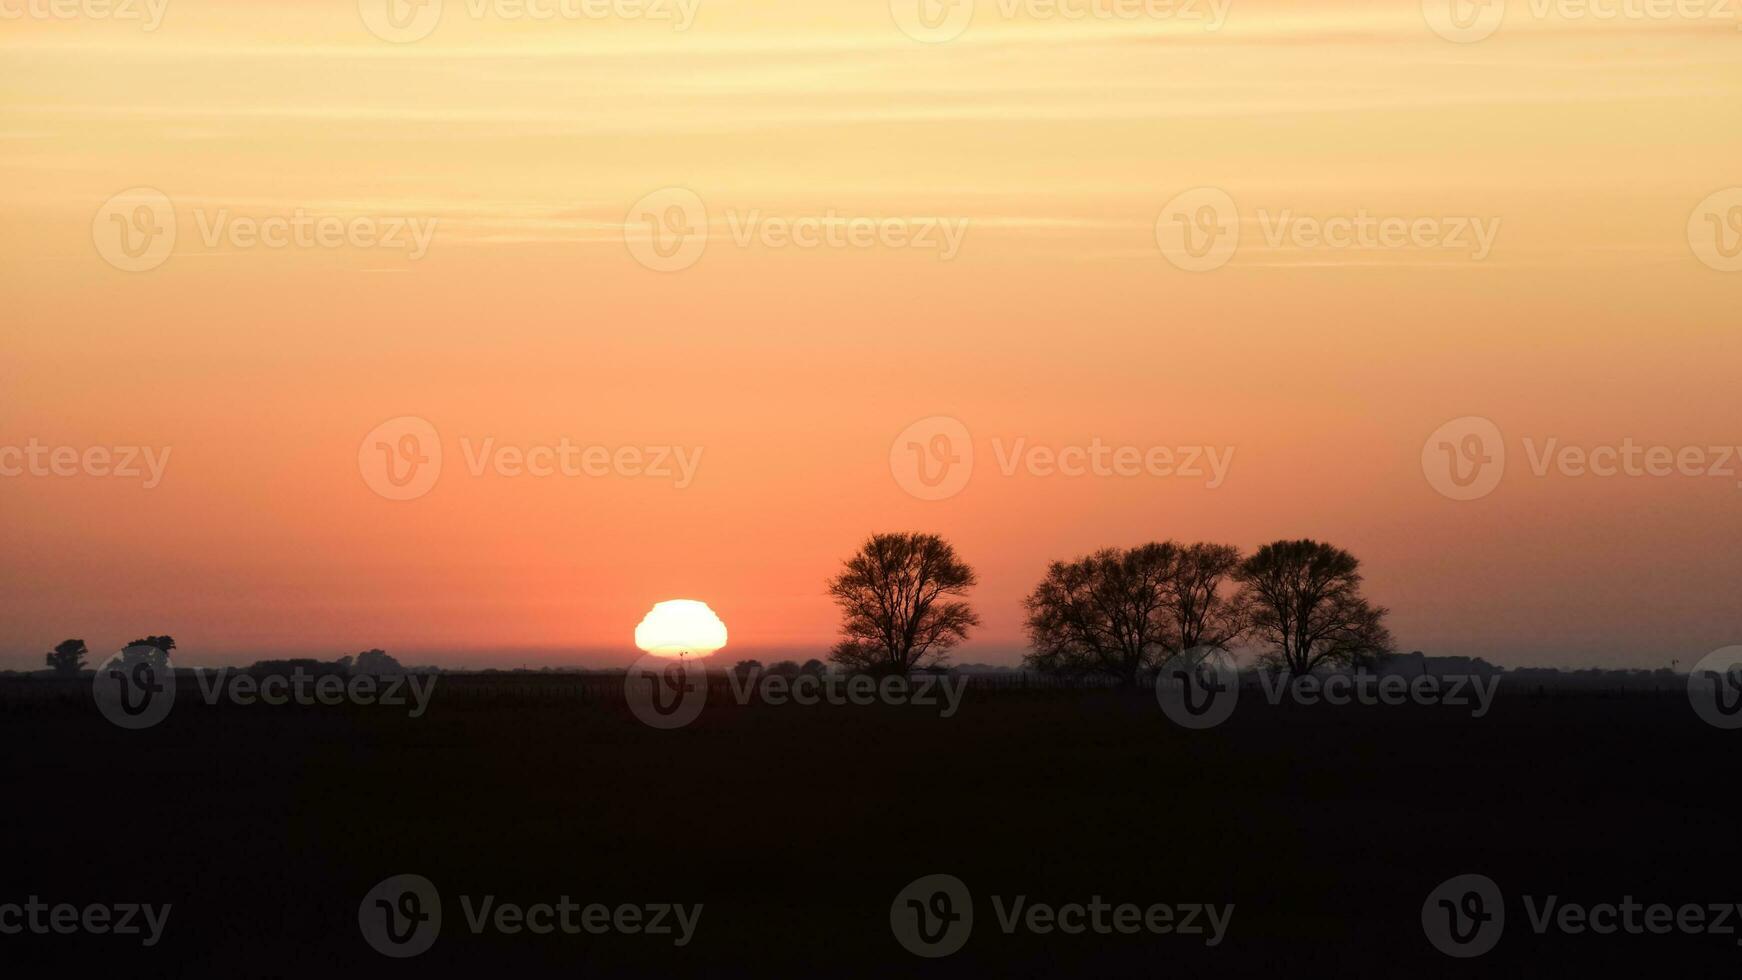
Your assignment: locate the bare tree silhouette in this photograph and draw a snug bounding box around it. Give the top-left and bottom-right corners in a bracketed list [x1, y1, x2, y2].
[1236, 539, 1392, 675]
[1170, 542, 1249, 653]
[826, 532, 979, 675]
[1022, 544, 1179, 685]
[45, 638, 87, 675]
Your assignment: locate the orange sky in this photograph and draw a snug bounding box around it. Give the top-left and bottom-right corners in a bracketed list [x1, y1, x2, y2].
[2, 1, 1739, 668]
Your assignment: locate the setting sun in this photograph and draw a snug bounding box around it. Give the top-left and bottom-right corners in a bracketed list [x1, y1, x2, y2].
[633, 600, 728, 658]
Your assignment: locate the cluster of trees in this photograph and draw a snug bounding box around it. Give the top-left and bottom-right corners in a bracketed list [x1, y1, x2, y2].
[731, 659, 828, 678]
[44, 635, 175, 676]
[825, 533, 1393, 682]
[39, 638, 405, 676]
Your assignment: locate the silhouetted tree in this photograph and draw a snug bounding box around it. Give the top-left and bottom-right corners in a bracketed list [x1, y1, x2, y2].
[45, 639, 87, 675]
[826, 532, 979, 675]
[732, 659, 763, 678]
[1022, 544, 1178, 685]
[1235, 540, 1393, 675]
[800, 659, 828, 678]
[351, 649, 404, 674]
[120, 636, 174, 670]
[1023, 542, 1248, 684]
[767, 660, 802, 677]
[1170, 542, 1249, 652]
[247, 658, 350, 678]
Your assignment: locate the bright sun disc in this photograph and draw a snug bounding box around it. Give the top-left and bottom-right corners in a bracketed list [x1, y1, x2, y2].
[634, 600, 728, 658]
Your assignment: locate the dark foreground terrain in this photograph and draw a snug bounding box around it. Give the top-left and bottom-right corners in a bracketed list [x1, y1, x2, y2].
[1, 673, 1736, 977]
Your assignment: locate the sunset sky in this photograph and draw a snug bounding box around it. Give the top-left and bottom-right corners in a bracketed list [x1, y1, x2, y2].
[2, 1, 1739, 669]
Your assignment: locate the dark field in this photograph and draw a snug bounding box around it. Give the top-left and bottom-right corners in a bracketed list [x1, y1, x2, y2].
[2, 674, 1736, 977]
